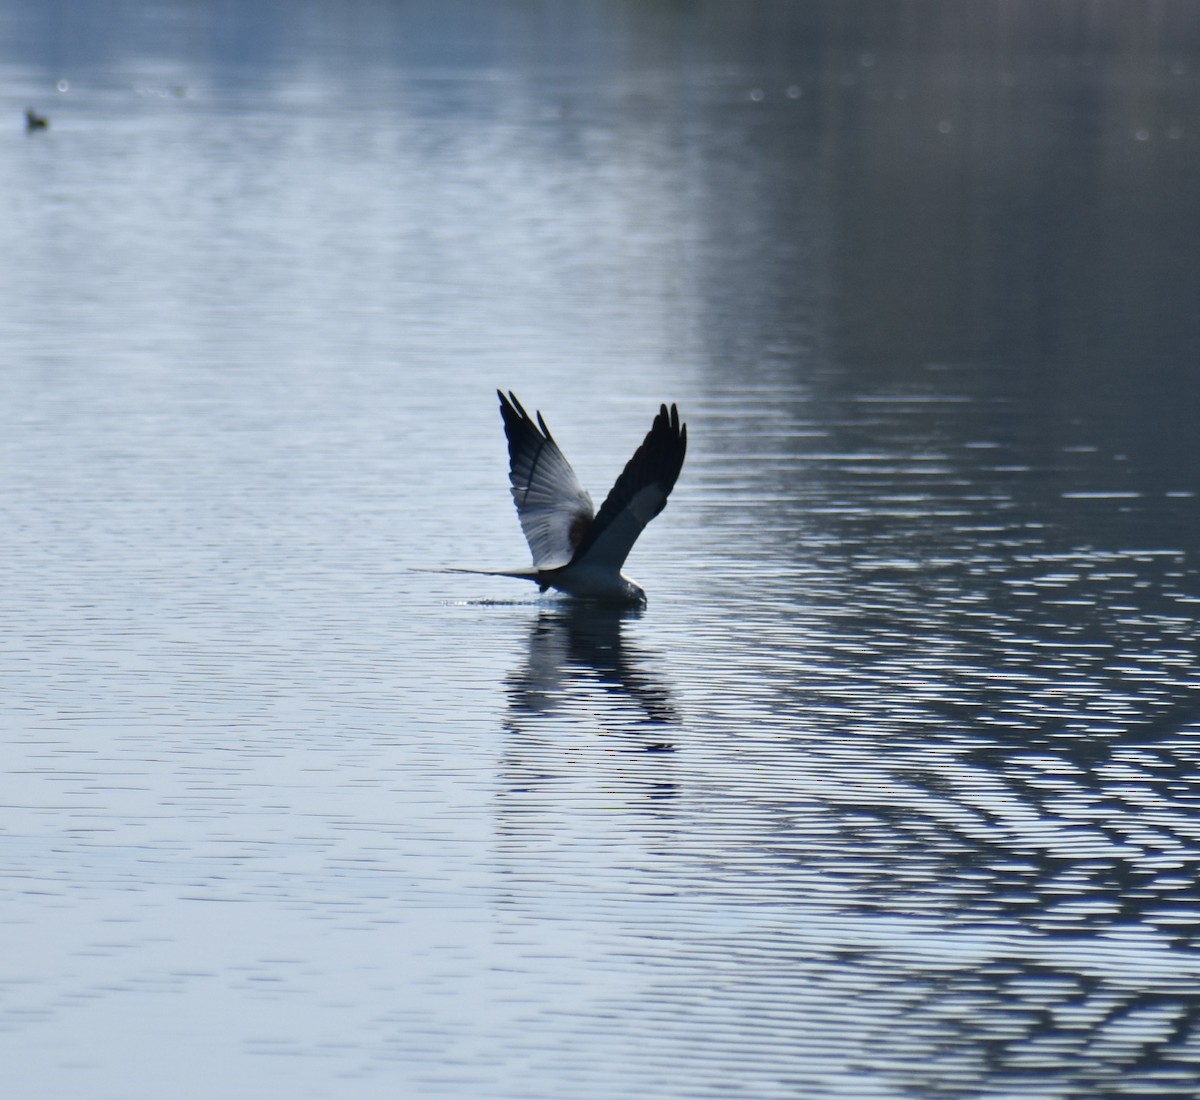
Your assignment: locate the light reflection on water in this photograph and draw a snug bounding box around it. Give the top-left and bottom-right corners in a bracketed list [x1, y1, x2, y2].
[4, 0, 1200, 1097]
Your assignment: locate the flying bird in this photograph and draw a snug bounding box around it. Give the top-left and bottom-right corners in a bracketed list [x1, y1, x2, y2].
[460, 391, 687, 605]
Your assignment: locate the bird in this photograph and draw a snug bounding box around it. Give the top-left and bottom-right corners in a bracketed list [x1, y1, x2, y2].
[25, 108, 49, 131]
[456, 391, 687, 605]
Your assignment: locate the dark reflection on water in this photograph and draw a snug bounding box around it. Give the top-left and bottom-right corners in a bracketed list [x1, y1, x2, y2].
[667, 349, 1200, 1093]
[505, 605, 677, 736]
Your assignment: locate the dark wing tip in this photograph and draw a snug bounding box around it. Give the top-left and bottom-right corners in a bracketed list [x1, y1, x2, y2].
[498, 389, 526, 418]
[628, 399, 688, 500]
[498, 390, 557, 447]
[499, 390, 536, 436]
[656, 403, 684, 444]
[658, 400, 685, 455]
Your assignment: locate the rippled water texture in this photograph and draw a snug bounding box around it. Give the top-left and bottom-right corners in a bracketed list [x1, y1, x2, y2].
[4, 2, 1200, 1097]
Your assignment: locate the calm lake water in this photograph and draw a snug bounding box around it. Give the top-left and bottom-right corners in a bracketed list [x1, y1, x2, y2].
[4, 1, 1200, 1097]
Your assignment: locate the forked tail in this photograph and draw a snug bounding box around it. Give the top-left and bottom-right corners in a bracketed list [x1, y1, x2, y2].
[413, 566, 544, 585]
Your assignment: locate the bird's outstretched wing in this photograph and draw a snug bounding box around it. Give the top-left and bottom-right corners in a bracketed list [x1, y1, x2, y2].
[498, 390, 595, 570]
[571, 403, 687, 571]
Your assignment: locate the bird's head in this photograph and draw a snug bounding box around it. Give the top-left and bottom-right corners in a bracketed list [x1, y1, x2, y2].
[620, 578, 647, 606]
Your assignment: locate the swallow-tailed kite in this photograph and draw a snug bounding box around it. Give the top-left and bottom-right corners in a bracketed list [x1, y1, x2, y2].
[458, 391, 687, 605]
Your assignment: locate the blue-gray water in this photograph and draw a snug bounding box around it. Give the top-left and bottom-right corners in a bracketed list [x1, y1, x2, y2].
[4, 2, 1200, 1097]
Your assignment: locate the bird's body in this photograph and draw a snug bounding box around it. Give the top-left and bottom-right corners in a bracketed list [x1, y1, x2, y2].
[474, 391, 686, 605]
[540, 560, 649, 603]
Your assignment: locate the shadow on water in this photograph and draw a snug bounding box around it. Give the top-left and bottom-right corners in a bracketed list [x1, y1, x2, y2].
[505, 604, 677, 735]
[494, 604, 682, 848]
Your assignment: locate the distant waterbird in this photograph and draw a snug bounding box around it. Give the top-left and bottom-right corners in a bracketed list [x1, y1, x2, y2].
[25, 108, 48, 131]
[446, 391, 687, 605]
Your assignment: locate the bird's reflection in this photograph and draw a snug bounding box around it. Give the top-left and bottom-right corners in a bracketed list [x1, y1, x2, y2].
[494, 604, 681, 879]
[498, 602, 680, 816]
[506, 603, 677, 738]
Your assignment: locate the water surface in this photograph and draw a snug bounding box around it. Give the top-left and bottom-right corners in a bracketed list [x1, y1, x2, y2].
[4, 2, 1200, 1097]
